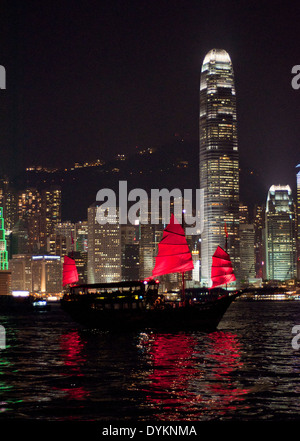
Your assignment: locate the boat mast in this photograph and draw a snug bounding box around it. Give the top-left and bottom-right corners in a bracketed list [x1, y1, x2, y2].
[225, 222, 228, 291]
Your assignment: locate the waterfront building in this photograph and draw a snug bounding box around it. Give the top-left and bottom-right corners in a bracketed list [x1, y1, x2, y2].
[239, 203, 250, 225]
[0, 178, 18, 232]
[192, 249, 200, 283]
[297, 164, 300, 279]
[69, 250, 87, 284]
[51, 221, 75, 256]
[11, 219, 29, 254]
[18, 188, 41, 254]
[239, 224, 255, 283]
[74, 221, 88, 252]
[121, 224, 139, 281]
[0, 270, 11, 295]
[199, 49, 240, 286]
[123, 243, 140, 281]
[40, 186, 61, 252]
[9, 254, 32, 292]
[47, 233, 68, 257]
[0, 207, 8, 270]
[0, 207, 11, 295]
[31, 255, 62, 294]
[253, 204, 265, 278]
[139, 223, 156, 280]
[4, 188, 18, 232]
[265, 185, 296, 281]
[87, 203, 121, 283]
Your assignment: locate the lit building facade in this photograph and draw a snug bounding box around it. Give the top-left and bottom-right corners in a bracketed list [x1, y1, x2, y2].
[297, 164, 300, 279]
[18, 188, 41, 254]
[0, 206, 11, 295]
[74, 221, 88, 252]
[265, 185, 296, 281]
[139, 223, 157, 280]
[253, 204, 265, 278]
[31, 255, 62, 294]
[239, 224, 255, 283]
[199, 49, 240, 286]
[40, 186, 61, 252]
[0, 179, 18, 232]
[121, 224, 139, 281]
[87, 203, 121, 283]
[0, 207, 8, 270]
[69, 250, 87, 284]
[9, 254, 32, 292]
[239, 203, 249, 225]
[49, 221, 75, 256]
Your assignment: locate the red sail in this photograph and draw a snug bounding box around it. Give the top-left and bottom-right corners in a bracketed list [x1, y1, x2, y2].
[211, 246, 236, 289]
[152, 214, 194, 277]
[63, 256, 79, 286]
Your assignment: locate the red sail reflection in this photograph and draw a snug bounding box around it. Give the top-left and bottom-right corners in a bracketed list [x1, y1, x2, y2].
[204, 332, 250, 413]
[141, 331, 249, 420]
[141, 333, 201, 420]
[60, 331, 85, 371]
[57, 331, 89, 401]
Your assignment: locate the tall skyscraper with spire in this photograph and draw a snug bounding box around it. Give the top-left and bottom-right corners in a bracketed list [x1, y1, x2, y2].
[199, 49, 240, 286]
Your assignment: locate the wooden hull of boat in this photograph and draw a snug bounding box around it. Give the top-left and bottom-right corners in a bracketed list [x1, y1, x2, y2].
[61, 293, 240, 331]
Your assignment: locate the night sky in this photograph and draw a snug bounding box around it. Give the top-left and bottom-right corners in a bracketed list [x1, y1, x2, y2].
[1, 0, 300, 199]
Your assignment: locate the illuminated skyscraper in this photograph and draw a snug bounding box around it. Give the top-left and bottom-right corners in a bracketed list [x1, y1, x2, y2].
[40, 186, 61, 252]
[253, 204, 265, 278]
[296, 164, 300, 278]
[0, 207, 11, 295]
[239, 224, 255, 283]
[31, 255, 62, 294]
[0, 207, 8, 270]
[18, 188, 41, 254]
[265, 185, 296, 281]
[199, 49, 240, 286]
[87, 203, 121, 283]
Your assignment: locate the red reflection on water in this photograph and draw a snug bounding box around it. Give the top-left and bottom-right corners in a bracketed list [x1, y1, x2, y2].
[142, 333, 200, 419]
[148, 333, 198, 405]
[142, 331, 249, 419]
[56, 331, 89, 401]
[207, 331, 244, 377]
[60, 331, 85, 372]
[204, 332, 249, 412]
[59, 386, 87, 401]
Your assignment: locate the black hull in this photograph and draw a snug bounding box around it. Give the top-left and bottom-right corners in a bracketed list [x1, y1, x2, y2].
[61, 293, 241, 331]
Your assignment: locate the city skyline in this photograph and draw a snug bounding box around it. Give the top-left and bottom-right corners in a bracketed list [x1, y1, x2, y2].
[0, 1, 299, 290]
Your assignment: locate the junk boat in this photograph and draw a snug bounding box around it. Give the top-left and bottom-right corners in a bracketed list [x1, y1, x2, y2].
[61, 214, 241, 331]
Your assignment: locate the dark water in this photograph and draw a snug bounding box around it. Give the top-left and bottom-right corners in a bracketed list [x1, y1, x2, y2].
[1, 300, 300, 422]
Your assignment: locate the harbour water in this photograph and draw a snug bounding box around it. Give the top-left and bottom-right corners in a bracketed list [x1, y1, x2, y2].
[1, 300, 300, 425]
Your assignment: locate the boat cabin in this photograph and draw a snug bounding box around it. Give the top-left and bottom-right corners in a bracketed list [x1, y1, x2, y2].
[66, 280, 160, 310]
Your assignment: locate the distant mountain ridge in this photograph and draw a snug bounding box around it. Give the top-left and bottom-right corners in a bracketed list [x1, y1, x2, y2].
[14, 139, 263, 222]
